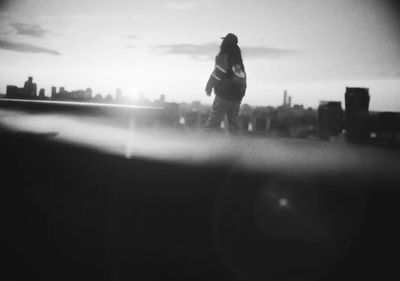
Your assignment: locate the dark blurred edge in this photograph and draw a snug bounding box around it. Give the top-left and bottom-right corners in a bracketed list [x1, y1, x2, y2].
[0, 105, 400, 280]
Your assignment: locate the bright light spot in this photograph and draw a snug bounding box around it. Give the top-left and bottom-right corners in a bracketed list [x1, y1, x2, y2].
[127, 87, 140, 100]
[279, 198, 288, 207]
[179, 117, 185, 125]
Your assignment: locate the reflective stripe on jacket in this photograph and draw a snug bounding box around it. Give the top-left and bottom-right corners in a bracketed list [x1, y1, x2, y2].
[205, 53, 246, 101]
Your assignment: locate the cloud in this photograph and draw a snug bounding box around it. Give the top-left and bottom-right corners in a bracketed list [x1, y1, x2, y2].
[0, 39, 61, 55]
[242, 46, 297, 59]
[153, 43, 217, 60]
[153, 43, 297, 60]
[10, 22, 49, 38]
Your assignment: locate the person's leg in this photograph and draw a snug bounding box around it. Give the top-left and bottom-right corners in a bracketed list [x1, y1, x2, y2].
[203, 96, 228, 131]
[227, 100, 241, 135]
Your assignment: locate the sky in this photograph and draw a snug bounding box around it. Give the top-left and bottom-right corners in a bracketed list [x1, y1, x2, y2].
[0, 0, 399, 111]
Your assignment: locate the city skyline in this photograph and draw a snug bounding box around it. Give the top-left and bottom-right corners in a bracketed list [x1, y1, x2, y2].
[1, 76, 299, 108]
[0, 0, 400, 111]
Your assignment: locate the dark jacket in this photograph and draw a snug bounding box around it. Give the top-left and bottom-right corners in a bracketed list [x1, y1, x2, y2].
[205, 53, 247, 101]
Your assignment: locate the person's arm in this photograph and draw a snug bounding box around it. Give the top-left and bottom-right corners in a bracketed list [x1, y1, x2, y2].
[205, 54, 229, 96]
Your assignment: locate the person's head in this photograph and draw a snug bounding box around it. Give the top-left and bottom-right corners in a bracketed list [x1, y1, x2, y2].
[219, 33, 244, 68]
[220, 33, 238, 54]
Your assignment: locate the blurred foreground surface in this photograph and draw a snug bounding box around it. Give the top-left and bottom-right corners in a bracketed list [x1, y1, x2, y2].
[1, 106, 400, 281]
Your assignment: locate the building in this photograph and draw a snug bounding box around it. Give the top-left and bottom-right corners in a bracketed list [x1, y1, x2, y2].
[345, 87, 370, 142]
[6, 77, 37, 99]
[160, 102, 180, 127]
[254, 117, 267, 135]
[105, 94, 113, 102]
[6, 85, 20, 98]
[154, 94, 166, 107]
[184, 110, 201, 128]
[24, 77, 37, 97]
[283, 90, 287, 107]
[370, 111, 400, 147]
[85, 88, 93, 100]
[39, 88, 45, 98]
[51, 87, 57, 99]
[318, 101, 343, 140]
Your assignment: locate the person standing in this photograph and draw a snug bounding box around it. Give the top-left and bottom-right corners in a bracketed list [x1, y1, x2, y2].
[204, 33, 247, 134]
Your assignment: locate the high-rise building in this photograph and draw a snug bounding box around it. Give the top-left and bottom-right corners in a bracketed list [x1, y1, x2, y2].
[58, 87, 68, 99]
[318, 101, 343, 140]
[85, 88, 93, 100]
[345, 87, 370, 142]
[23, 77, 37, 97]
[160, 94, 165, 104]
[283, 90, 287, 107]
[51, 86, 57, 98]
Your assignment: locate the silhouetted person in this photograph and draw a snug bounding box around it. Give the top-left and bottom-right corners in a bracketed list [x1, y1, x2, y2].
[204, 33, 247, 134]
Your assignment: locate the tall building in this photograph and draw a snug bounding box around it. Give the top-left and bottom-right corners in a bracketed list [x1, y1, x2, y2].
[23, 77, 37, 97]
[283, 90, 287, 107]
[58, 87, 69, 100]
[318, 101, 343, 140]
[51, 86, 57, 98]
[85, 88, 93, 100]
[160, 94, 165, 105]
[345, 87, 370, 142]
